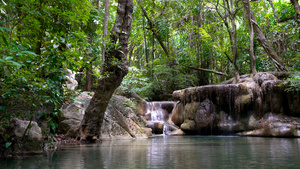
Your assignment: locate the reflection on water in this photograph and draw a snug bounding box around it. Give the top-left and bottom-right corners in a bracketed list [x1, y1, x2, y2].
[1, 136, 300, 169]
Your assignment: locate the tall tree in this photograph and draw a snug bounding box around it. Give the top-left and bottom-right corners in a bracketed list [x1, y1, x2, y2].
[102, 0, 110, 67]
[80, 0, 133, 142]
[215, 0, 241, 82]
[243, 0, 257, 74]
[242, 1, 287, 71]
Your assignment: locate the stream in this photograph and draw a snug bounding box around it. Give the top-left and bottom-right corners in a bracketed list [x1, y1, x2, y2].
[1, 136, 300, 168]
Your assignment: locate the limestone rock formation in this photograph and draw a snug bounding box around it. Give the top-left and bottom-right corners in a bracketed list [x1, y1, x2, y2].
[172, 72, 300, 137]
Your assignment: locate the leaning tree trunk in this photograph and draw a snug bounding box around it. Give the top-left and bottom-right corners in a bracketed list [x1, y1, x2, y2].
[242, 1, 287, 71]
[80, 0, 133, 142]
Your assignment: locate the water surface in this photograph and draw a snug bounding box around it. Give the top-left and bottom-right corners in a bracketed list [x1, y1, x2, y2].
[1, 136, 300, 169]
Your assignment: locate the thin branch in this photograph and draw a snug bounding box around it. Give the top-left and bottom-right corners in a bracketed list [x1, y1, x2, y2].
[278, 14, 300, 22]
[267, 0, 279, 21]
[158, 0, 169, 18]
[188, 66, 228, 76]
[224, 52, 240, 72]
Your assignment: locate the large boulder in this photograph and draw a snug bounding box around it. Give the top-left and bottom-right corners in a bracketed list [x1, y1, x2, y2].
[59, 92, 152, 140]
[101, 95, 152, 140]
[7, 118, 43, 155]
[58, 92, 92, 137]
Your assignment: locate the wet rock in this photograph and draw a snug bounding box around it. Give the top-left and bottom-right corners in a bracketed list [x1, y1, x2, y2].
[147, 121, 164, 134]
[287, 92, 300, 117]
[180, 120, 196, 131]
[195, 99, 219, 133]
[170, 102, 184, 126]
[218, 111, 241, 132]
[167, 129, 186, 136]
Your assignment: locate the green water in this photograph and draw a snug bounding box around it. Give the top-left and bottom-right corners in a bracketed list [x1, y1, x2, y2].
[1, 136, 300, 169]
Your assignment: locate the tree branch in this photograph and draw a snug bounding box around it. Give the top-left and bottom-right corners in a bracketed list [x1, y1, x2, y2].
[188, 66, 228, 76]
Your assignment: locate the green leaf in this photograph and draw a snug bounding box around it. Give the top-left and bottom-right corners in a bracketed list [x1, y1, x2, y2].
[4, 56, 13, 60]
[5, 142, 12, 148]
[2, 35, 8, 46]
[0, 27, 10, 32]
[23, 51, 38, 56]
[50, 122, 56, 131]
[4, 66, 10, 76]
[11, 61, 23, 67]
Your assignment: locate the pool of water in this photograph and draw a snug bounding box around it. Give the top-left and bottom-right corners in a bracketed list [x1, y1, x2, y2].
[1, 136, 300, 169]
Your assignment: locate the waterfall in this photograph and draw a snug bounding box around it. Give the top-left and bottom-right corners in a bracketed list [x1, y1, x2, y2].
[145, 101, 176, 134]
[147, 102, 165, 122]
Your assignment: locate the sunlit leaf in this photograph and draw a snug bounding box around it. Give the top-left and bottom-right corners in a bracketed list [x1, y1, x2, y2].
[5, 142, 12, 148]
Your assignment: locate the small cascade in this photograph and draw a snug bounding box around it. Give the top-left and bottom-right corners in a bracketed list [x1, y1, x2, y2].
[44, 142, 57, 162]
[146, 102, 165, 122]
[145, 101, 176, 134]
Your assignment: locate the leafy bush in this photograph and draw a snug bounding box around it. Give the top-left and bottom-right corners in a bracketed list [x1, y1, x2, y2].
[283, 73, 300, 92]
[121, 66, 153, 100]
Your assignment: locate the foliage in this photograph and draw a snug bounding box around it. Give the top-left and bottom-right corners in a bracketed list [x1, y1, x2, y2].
[0, 0, 92, 151]
[121, 66, 153, 100]
[282, 73, 300, 92]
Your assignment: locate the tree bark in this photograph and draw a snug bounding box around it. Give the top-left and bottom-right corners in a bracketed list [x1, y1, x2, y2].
[102, 0, 110, 66]
[291, 0, 300, 15]
[242, 0, 257, 74]
[80, 0, 133, 142]
[85, 35, 94, 91]
[142, 17, 149, 70]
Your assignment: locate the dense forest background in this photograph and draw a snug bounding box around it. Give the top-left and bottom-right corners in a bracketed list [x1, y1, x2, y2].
[0, 0, 300, 133]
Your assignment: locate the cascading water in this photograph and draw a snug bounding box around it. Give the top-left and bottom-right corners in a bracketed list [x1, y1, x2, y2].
[145, 101, 176, 134]
[146, 102, 165, 122]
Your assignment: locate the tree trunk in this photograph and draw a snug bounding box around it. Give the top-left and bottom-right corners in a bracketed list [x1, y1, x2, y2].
[242, 0, 257, 74]
[85, 35, 94, 91]
[84, 62, 93, 91]
[80, 0, 133, 142]
[250, 14, 287, 71]
[242, 2, 287, 71]
[291, 0, 300, 15]
[242, 0, 287, 71]
[102, 0, 110, 67]
[142, 17, 149, 70]
[139, 3, 170, 58]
